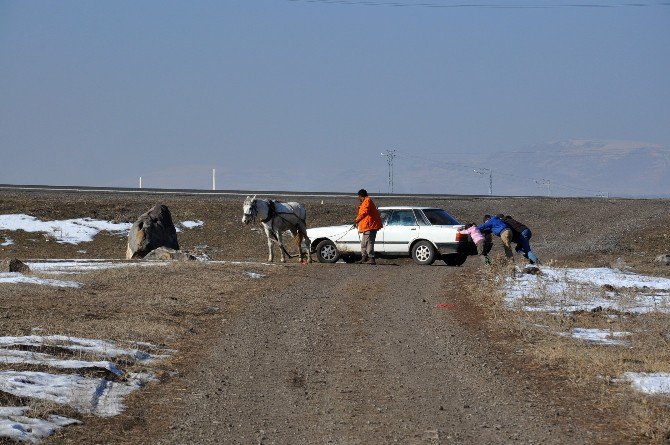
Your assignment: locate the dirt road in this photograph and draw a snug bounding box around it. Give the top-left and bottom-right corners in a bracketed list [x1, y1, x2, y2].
[154, 263, 585, 445]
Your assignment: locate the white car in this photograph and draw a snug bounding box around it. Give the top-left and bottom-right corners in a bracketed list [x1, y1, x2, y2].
[307, 206, 475, 266]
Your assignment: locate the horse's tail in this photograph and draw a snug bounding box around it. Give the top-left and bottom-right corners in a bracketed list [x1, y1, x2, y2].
[297, 206, 307, 224]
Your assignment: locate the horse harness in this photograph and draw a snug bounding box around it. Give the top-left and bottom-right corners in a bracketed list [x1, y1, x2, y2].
[261, 199, 306, 226]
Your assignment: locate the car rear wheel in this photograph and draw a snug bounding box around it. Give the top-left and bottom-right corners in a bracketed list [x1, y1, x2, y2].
[412, 241, 436, 265]
[443, 253, 467, 266]
[316, 240, 339, 263]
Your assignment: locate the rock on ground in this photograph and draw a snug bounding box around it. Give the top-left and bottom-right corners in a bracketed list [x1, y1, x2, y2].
[143, 247, 197, 261]
[656, 254, 670, 266]
[126, 205, 179, 259]
[0, 258, 30, 273]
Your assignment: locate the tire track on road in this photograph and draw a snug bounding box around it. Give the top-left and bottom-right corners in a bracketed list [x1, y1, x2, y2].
[159, 264, 584, 444]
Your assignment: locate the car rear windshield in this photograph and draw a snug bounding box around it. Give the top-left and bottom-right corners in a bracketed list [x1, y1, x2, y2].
[422, 209, 461, 226]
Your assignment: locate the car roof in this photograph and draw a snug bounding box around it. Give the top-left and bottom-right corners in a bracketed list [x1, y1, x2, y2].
[378, 206, 437, 210]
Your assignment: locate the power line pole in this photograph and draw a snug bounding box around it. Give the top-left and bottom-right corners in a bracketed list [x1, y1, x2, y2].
[139, 177, 142, 189]
[474, 168, 493, 195]
[535, 178, 551, 196]
[212, 168, 216, 191]
[381, 149, 397, 194]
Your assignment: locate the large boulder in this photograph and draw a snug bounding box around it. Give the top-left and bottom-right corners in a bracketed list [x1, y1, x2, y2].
[1, 258, 30, 273]
[126, 205, 179, 259]
[143, 247, 196, 261]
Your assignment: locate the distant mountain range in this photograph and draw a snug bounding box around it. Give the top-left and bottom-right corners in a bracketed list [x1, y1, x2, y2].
[392, 139, 670, 198]
[105, 139, 669, 198]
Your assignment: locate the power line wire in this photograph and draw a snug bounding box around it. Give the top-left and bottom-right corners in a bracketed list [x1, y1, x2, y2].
[422, 146, 670, 157]
[286, 0, 668, 9]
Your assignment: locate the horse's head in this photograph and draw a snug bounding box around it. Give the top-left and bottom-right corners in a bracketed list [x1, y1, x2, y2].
[242, 195, 257, 224]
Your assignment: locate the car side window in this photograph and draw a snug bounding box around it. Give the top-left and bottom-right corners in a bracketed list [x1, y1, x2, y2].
[387, 210, 417, 226]
[414, 209, 429, 226]
[379, 211, 390, 226]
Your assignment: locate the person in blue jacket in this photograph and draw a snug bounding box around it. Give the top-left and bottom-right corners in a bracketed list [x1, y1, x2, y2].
[477, 214, 514, 261]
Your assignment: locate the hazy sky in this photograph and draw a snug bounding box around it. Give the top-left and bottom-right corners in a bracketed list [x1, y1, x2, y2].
[1, 1, 668, 194]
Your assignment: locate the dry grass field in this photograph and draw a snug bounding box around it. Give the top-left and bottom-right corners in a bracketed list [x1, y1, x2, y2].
[0, 189, 669, 443]
[453, 263, 670, 443]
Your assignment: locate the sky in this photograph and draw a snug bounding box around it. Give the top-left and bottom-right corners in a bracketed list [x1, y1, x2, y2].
[1, 0, 669, 195]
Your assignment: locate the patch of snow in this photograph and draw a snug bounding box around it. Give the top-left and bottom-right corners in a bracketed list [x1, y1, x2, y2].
[505, 267, 670, 314]
[1, 237, 14, 247]
[0, 273, 81, 288]
[27, 260, 168, 275]
[0, 406, 80, 444]
[0, 371, 153, 417]
[0, 214, 131, 244]
[0, 334, 173, 439]
[540, 267, 670, 291]
[245, 272, 266, 279]
[559, 328, 631, 346]
[0, 349, 123, 376]
[621, 372, 670, 396]
[179, 220, 204, 229]
[0, 336, 164, 363]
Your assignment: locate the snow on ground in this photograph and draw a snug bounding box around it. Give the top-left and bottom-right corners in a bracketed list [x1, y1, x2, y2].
[0, 214, 131, 244]
[245, 272, 266, 279]
[0, 214, 205, 245]
[0, 335, 172, 441]
[179, 220, 204, 229]
[0, 349, 123, 376]
[560, 328, 631, 346]
[620, 372, 670, 396]
[506, 267, 670, 397]
[505, 267, 670, 314]
[0, 371, 154, 417]
[0, 406, 80, 444]
[0, 336, 168, 362]
[27, 260, 169, 275]
[1, 237, 14, 247]
[0, 273, 81, 288]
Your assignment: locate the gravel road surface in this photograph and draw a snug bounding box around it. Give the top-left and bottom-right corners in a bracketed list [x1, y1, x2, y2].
[158, 263, 584, 445]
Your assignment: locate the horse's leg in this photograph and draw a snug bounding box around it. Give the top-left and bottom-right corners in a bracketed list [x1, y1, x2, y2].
[298, 222, 312, 263]
[277, 229, 286, 263]
[263, 225, 274, 262]
[292, 228, 305, 263]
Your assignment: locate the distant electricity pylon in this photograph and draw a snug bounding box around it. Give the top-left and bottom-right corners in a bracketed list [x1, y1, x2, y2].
[473, 168, 493, 195]
[381, 149, 397, 194]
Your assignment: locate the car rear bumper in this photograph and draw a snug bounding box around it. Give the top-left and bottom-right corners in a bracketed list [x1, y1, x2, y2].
[436, 241, 478, 256]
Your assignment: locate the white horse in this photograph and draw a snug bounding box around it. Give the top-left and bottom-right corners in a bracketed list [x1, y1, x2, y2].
[242, 196, 312, 263]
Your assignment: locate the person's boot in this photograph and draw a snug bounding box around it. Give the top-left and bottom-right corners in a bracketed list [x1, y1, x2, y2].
[366, 257, 377, 265]
[355, 256, 368, 264]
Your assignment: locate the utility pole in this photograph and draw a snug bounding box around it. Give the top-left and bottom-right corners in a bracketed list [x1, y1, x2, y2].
[381, 149, 397, 194]
[474, 168, 493, 195]
[212, 168, 216, 191]
[139, 177, 142, 189]
[535, 178, 551, 196]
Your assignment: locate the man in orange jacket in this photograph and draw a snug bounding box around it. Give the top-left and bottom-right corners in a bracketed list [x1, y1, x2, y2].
[354, 189, 383, 265]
